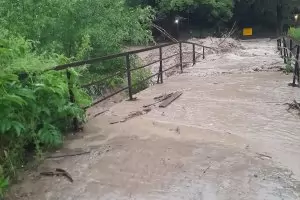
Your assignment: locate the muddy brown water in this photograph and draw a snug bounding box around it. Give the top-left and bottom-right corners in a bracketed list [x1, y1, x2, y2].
[7, 39, 300, 200]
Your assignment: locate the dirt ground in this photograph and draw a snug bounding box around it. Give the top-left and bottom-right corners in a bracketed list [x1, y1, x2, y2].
[7, 38, 300, 200]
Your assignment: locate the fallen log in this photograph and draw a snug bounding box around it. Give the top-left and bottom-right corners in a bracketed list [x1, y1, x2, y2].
[159, 92, 183, 108]
[143, 93, 173, 108]
[40, 168, 73, 183]
[46, 149, 90, 159]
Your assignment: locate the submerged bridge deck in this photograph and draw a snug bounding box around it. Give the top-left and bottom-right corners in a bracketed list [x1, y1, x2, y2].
[8, 39, 300, 200]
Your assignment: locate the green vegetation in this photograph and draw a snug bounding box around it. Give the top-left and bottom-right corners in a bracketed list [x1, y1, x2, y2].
[288, 27, 300, 41]
[0, 165, 8, 197]
[0, 0, 154, 196]
[284, 58, 294, 74]
[0, 32, 91, 197]
[130, 58, 153, 94]
[157, 0, 233, 21]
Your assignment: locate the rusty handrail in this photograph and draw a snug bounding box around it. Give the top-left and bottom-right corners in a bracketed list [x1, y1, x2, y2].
[54, 41, 213, 130]
[50, 41, 211, 71]
[75, 41, 211, 102]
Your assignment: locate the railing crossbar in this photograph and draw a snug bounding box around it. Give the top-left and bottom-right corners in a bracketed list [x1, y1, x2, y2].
[53, 40, 212, 130]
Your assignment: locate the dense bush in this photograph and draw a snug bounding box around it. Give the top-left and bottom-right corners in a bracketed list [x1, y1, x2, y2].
[0, 0, 154, 64]
[288, 27, 300, 41]
[0, 32, 92, 197]
[0, 0, 154, 195]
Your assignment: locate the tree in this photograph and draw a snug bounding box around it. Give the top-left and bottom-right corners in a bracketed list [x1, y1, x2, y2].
[157, 0, 234, 22]
[276, 0, 300, 34]
[234, 0, 300, 34]
[0, 0, 154, 58]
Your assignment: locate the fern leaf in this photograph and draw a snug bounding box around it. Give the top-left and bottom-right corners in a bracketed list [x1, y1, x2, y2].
[10, 121, 25, 136]
[38, 124, 63, 147]
[1, 94, 27, 106]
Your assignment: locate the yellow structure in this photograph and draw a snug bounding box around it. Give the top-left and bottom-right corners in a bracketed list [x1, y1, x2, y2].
[243, 28, 253, 36]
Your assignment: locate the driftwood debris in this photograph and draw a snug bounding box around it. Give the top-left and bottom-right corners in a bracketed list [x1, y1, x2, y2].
[127, 111, 144, 119]
[93, 110, 108, 118]
[159, 92, 183, 108]
[110, 110, 150, 124]
[110, 119, 126, 124]
[203, 165, 211, 174]
[110, 91, 182, 125]
[143, 93, 174, 108]
[286, 100, 300, 110]
[46, 149, 91, 159]
[256, 153, 272, 160]
[155, 93, 173, 100]
[285, 100, 300, 115]
[40, 168, 73, 183]
[198, 163, 211, 179]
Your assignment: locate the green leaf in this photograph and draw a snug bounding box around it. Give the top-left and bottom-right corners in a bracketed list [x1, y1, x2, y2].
[11, 121, 25, 136]
[0, 119, 11, 134]
[40, 107, 51, 116]
[0, 74, 18, 84]
[0, 119, 25, 136]
[38, 124, 63, 147]
[1, 94, 27, 106]
[0, 177, 9, 197]
[15, 89, 36, 101]
[0, 177, 8, 188]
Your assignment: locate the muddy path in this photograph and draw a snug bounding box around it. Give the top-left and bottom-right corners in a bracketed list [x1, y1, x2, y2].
[7, 39, 300, 200]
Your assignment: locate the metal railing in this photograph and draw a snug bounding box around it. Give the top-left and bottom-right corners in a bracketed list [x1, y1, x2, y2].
[52, 41, 212, 103]
[48, 41, 213, 130]
[277, 37, 300, 86]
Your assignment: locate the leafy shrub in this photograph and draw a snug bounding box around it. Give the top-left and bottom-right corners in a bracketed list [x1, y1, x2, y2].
[130, 57, 152, 94]
[131, 68, 152, 94]
[288, 27, 300, 41]
[0, 0, 154, 195]
[284, 58, 294, 74]
[0, 34, 91, 190]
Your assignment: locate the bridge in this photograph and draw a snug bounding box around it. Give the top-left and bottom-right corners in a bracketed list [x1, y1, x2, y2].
[10, 38, 300, 199]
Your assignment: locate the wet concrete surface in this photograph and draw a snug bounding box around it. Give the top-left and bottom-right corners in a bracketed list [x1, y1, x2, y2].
[7, 39, 300, 199]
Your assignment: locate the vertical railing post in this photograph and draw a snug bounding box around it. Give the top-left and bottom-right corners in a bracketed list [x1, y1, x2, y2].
[290, 39, 293, 58]
[159, 47, 163, 83]
[293, 45, 300, 86]
[283, 38, 287, 64]
[192, 44, 196, 65]
[125, 54, 133, 100]
[279, 38, 282, 56]
[179, 42, 183, 73]
[203, 47, 205, 59]
[66, 69, 79, 131]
